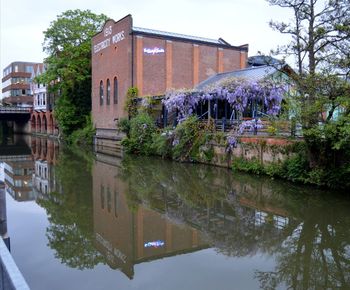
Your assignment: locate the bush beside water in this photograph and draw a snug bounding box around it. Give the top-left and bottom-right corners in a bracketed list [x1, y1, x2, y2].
[120, 112, 350, 190]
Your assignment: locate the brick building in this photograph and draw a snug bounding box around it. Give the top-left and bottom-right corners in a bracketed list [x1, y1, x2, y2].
[1, 61, 39, 107]
[30, 64, 59, 136]
[92, 14, 248, 142]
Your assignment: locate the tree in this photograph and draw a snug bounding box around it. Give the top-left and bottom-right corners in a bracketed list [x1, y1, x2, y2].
[267, 0, 350, 187]
[38, 9, 108, 137]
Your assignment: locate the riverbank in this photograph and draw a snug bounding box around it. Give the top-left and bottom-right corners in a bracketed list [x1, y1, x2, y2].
[118, 114, 349, 190]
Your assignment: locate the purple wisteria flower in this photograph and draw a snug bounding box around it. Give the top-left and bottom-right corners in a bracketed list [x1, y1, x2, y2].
[226, 135, 237, 153]
[172, 138, 180, 146]
[163, 78, 285, 122]
[239, 118, 263, 134]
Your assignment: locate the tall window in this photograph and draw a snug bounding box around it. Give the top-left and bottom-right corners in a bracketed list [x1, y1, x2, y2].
[113, 77, 118, 104]
[106, 79, 110, 105]
[99, 80, 104, 105]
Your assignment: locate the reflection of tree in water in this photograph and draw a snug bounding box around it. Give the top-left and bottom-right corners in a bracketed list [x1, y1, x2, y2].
[120, 156, 350, 289]
[255, 196, 350, 290]
[37, 148, 105, 269]
[34, 147, 350, 288]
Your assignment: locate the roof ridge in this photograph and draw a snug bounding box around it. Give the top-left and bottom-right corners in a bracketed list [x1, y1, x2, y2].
[132, 26, 222, 45]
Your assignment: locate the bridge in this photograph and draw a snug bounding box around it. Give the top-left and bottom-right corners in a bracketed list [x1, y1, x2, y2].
[0, 106, 31, 121]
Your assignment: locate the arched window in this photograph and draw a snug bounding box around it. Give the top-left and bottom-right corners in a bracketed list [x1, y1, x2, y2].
[113, 77, 118, 104]
[99, 80, 104, 105]
[106, 79, 110, 105]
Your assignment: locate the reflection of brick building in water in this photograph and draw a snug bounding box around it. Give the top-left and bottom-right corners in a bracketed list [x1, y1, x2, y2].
[92, 155, 207, 279]
[31, 137, 59, 165]
[1, 136, 60, 201]
[0, 135, 34, 201]
[3, 158, 34, 201]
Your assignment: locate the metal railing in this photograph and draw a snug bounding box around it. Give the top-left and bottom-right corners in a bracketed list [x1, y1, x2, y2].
[0, 238, 30, 290]
[0, 106, 31, 114]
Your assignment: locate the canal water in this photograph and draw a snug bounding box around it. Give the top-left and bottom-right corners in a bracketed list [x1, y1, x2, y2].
[0, 134, 350, 290]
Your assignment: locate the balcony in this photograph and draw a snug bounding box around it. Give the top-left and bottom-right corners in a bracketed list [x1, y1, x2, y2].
[34, 103, 54, 112]
[2, 96, 33, 106]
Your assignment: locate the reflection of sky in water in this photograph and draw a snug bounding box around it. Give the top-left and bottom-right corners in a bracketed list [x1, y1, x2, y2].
[0, 162, 4, 182]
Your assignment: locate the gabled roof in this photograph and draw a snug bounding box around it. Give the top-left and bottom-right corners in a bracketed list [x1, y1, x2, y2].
[132, 26, 228, 46]
[132, 26, 248, 51]
[196, 65, 289, 90]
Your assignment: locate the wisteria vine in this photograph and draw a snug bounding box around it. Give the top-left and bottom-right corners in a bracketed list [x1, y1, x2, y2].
[163, 78, 286, 121]
[163, 77, 287, 152]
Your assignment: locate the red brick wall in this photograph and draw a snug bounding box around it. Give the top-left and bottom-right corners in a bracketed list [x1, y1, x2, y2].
[198, 45, 218, 83]
[92, 15, 132, 130]
[171, 42, 193, 89]
[142, 37, 166, 95]
[223, 49, 242, 71]
[92, 15, 248, 132]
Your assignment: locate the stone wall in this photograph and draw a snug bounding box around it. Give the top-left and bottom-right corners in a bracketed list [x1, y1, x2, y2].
[208, 136, 297, 168]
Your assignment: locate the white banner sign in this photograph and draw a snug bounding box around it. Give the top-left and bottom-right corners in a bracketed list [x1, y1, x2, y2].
[144, 47, 165, 55]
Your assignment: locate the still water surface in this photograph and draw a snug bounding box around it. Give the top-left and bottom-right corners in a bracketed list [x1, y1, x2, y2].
[0, 135, 350, 290]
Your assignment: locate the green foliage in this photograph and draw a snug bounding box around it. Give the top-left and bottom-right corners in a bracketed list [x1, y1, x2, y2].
[267, 0, 350, 189]
[117, 117, 131, 137]
[121, 112, 156, 155]
[125, 87, 139, 118]
[213, 131, 226, 145]
[283, 154, 309, 183]
[264, 162, 284, 177]
[231, 140, 349, 189]
[54, 95, 81, 136]
[151, 130, 173, 158]
[232, 157, 265, 175]
[266, 125, 278, 136]
[37, 148, 104, 269]
[68, 114, 95, 146]
[121, 114, 215, 162]
[138, 95, 159, 115]
[172, 116, 214, 162]
[38, 9, 108, 138]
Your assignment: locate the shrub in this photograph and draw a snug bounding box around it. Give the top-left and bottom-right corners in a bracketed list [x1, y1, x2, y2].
[69, 114, 95, 146]
[117, 117, 131, 137]
[171, 116, 213, 162]
[124, 87, 138, 118]
[265, 162, 284, 177]
[232, 157, 265, 175]
[121, 113, 156, 155]
[282, 154, 309, 182]
[151, 130, 173, 158]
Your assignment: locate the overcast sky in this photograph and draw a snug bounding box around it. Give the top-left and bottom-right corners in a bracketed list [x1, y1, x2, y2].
[0, 0, 293, 79]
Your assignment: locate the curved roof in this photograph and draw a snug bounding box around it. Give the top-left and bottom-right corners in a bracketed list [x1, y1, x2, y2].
[196, 65, 281, 90]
